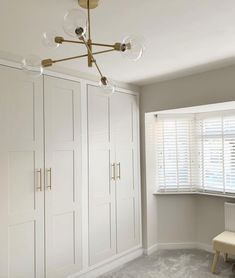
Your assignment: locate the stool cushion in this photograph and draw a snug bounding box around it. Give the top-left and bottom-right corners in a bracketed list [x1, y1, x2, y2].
[213, 231, 235, 254]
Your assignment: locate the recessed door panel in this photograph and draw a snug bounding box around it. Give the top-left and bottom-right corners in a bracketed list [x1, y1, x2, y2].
[88, 85, 116, 266]
[7, 81, 35, 142]
[52, 150, 75, 209]
[9, 151, 35, 214]
[53, 212, 75, 269]
[93, 204, 112, 254]
[115, 148, 134, 197]
[0, 65, 44, 278]
[9, 221, 36, 278]
[51, 87, 74, 142]
[111, 93, 134, 144]
[88, 91, 110, 144]
[44, 76, 82, 278]
[116, 197, 135, 250]
[89, 149, 111, 197]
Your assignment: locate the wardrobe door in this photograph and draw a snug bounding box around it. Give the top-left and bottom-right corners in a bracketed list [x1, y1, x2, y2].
[44, 76, 82, 278]
[0, 66, 44, 278]
[110, 92, 140, 253]
[88, 85, 116, 265]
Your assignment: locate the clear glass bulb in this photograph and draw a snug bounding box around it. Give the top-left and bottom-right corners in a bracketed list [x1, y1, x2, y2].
[21, 55, 43, 77]
[99, 77, 115, 96]
[42, 30, 60, 48]
[63, 9, 87, 38]
[121, 35, 145, 61]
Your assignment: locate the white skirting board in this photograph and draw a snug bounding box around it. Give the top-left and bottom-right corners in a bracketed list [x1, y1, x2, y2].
[143, 242, 213, 256]
[68, 247, 143, 278]
[196, 242, 213, 253]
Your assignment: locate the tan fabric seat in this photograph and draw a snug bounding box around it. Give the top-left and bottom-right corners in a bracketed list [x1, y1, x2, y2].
[211, 231, 235, 273]
[213, 231, 235, 254]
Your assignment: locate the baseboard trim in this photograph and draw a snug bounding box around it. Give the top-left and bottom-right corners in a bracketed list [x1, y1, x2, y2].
[143, 243, 158, 255]
[158, 242, 198, 250]
[68, 247, 143, 278]
[196, 242, 213, 253]
[144, 242, 213, 255]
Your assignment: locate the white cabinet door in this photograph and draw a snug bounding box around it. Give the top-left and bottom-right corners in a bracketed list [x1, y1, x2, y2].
[88, 85, 116, 265]
[110, 92, 140, 253]
[44, 76, 82, 278]
[0, 66, 44, 278]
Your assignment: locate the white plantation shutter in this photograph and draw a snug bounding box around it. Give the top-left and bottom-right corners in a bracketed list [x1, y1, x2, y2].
[145, 114, 158, 192]
[155, 111, 235, 194]
[224, 116, 235, 192]
[156, 115, 196, 192]
[197, 113, 235, 193]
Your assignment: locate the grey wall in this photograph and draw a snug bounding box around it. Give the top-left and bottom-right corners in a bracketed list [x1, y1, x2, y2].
[140, 65, 235, 249]
[157, 195, 196, 244]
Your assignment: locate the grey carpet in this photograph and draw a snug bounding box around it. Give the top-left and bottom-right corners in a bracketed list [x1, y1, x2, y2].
[99, 249, 235, 278]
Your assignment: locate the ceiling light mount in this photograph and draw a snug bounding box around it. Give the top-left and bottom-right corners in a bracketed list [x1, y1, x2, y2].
[22, 0, 144, 95]
[78, 0, 99, 9]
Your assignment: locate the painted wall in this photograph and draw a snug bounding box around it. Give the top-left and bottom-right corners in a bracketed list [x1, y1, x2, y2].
[140, 64, 235, 249]
[157, 195, 196, 244]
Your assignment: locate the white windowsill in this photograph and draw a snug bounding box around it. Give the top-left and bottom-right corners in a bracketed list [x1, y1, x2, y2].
[153, 191, 235, 199]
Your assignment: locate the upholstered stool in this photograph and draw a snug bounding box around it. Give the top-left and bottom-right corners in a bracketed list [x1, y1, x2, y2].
[211, 231, 235, 273]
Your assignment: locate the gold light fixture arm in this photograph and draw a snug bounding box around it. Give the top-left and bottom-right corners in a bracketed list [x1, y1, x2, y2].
[53, 53, 89, 64]
[41, 49, 115, 67]
[56, 37, 85, 45]
[87, 0, 93, 66]
[93, 49, 116, 55]
[87, 0, 91, 41]
[56, 37, 121, 50]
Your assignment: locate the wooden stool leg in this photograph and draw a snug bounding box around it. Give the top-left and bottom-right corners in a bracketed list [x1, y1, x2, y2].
[211, 251, 220, 274]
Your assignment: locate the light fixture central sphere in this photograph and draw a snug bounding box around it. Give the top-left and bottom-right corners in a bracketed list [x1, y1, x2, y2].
[78, 0, 99, 9]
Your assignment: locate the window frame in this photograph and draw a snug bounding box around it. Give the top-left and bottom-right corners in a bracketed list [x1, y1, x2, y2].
[154, 109, 235, 196]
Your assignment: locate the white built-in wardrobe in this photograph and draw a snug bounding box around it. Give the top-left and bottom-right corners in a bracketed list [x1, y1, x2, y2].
[0, 64, 141, 278]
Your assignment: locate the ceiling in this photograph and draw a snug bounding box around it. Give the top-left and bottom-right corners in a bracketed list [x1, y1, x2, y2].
[1, 0, 235, 86]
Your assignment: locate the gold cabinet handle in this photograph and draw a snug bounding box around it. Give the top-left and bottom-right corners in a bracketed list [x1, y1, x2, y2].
[46, 168, 52, 190]
[36, 169, 43, 191]
[111, 163, 116, 180]
[117, 162, 121, 180]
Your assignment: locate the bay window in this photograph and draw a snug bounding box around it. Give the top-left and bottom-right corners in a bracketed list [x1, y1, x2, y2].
[156, 111, 235, 194]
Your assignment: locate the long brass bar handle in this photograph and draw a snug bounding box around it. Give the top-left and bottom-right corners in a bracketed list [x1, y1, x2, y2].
[111, 163, 116, 180]
[36, 169, 43, 191]
[117, 162, 121, 180]
[46, 168, 52, 190]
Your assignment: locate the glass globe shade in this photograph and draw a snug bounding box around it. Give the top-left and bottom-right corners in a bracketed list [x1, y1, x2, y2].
[63, 9, 87, 38]
[21, 55, 43, 77]
[121, 35, 144, 61]
[42, 31, 60, 48]
[99, 77, 115, 96]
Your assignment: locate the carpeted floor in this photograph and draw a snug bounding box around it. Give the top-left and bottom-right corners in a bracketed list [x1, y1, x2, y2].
[99, 249, 235, 278]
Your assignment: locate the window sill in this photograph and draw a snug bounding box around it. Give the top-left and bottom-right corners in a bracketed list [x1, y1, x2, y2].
[153, 191, 235, 199]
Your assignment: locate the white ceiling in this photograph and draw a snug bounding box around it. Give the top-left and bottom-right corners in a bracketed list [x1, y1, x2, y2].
[1, 0, 235, 86]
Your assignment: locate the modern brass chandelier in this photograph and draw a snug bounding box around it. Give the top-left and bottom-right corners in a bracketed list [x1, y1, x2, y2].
[21, 0, 144, 94]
